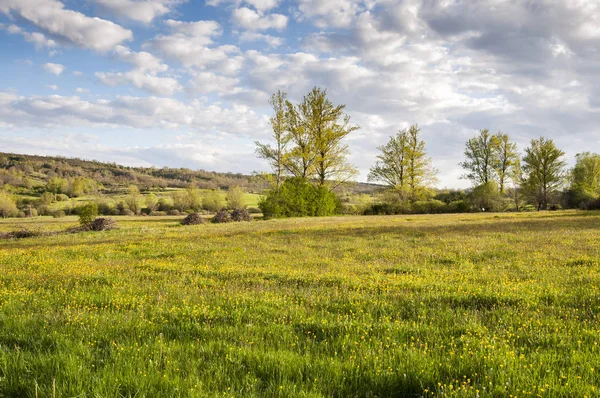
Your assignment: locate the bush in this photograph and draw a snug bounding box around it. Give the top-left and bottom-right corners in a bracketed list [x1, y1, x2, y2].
[212, 210, 232, 223]
[150, 211, 167, 216]
[226, 186, 245, 210]
[52, 210, 66, 218]
[181, 213, 205, 225]
[259, 178, 341, 219]
[247, 207, 262, 214]
[0, 190, 18, 218]
[231, 208, 252, 222]
[412, 200, 446, 214]
[167, 209, 180, 216]
[203, 190, 225, 212]
[78, 202, 98, 225]
[447, 200, 470, 213]
[468, 182, 505, 212]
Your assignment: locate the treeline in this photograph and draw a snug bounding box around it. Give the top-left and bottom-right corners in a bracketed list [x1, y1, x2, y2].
[256, 88, 600, 218]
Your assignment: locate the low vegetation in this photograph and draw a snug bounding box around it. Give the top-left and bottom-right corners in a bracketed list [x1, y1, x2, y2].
[0, 211, 599, 396]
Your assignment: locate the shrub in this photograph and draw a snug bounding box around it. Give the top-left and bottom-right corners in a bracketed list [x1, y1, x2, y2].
[78, 202, 98, 225]
[52, 210, 66, 218]
[181, 213, 205, 225]
[167, 209, 180, 216]
[468, 181, 505, 212]
[150, 211, 167, 216]
[203, 190, 225, 212]
[226, 186, 245, 210]
[259, 177, 341, 219]
[0, 190, 18, 218]
[212, 210, 232, 223]
[247, 207, 262, 214]
[231, 208, 252, 222]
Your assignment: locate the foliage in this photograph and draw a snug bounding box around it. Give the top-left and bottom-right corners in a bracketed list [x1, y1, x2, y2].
[468, 181, 506, 212]
[77, 202, 98, 225]
[566, 152, 600, 209]
[522, 137, 566, 210]
[255, 91, 289, 189]
[461, 130, 518, 192]
[491, 132, 519, 193]
[203, 189, 224, 212]
[125, 185, 144, 215]
[256, 87, 358, 187]
[369, 124, 438, 201]
[0, 190, 18, 218]
[259, 177, 341, 219]
[226, 186, 245, 210]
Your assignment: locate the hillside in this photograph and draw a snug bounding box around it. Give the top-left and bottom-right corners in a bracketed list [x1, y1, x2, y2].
[0, 152, 381, 195]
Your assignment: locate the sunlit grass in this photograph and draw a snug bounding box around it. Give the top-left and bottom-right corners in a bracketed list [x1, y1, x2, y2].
[0, 211, 599, 396]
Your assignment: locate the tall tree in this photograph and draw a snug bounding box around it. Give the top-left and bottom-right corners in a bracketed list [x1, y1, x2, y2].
[286, 87, 358, 186]
[255, 91, 289, 189]
[570, 152, 600, 196]
[460, 129, 496, 186]
[368, 129, 410, 193]
[368, 124, 437, 200]
[522, 137, 566, 210]
[491, 132, 519, 193]
[405, 125, 438, 200]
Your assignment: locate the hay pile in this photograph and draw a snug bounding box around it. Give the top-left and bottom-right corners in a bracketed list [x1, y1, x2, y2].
[181, 213, 206, 225]
[231, 208, 252, 222]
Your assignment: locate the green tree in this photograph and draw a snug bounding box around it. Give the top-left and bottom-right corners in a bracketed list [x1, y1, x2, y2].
[0, 191, 18, 218]
[522, 137, 566, 210]
[125, 185, 144, 215]
[226, 186, 245, 210]
[368, 124, 437, 201]
[145, 193, 159, 213]
[78, 202, 98, 225]
[491, 132, 519, 193]
[284, 87, 358, 186]
[186, 185, 203, 212]
[566, 152, 600, 208]
[461, 129, 497, 186]
[203, 190, 224, 213]
[46, 177, 69, 195]
[255, 91, 289, 189]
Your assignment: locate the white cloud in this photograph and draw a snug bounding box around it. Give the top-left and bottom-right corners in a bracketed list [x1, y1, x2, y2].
[239, 31, 283, 47]
[0, 23, 57, 49]
[145, 34, 243, 73]
[0, 0, 132, 51]
[43, 62, 65, 75]
[96, 70, 182, 96]
[113, 45, 168, 73]
[75, 87, 90, 94]
[164, 19, 222, 38]
[187, 71, 239, 94]
[207, 0, 279, 13]
[47, 84, 58, 90]
[95, 0, 185, 24]
[232, 7, 287, 31]
[0, 92, 268, 136]
[295, 0, 369, 28]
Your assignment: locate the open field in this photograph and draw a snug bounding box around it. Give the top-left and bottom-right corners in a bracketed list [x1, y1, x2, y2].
[1, 211, 600, 396]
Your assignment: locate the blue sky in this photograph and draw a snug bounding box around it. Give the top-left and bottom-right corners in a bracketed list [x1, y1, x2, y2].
[1, 0, 599, 188]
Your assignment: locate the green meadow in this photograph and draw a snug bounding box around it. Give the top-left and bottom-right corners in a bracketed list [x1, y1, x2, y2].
[0, 211, 599, 397]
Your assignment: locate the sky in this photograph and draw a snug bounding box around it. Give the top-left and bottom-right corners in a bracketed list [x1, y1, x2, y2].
[0, 0, 599, 188]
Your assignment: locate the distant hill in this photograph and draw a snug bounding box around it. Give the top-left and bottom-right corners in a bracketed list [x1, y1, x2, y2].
[0, 152, 381, 195]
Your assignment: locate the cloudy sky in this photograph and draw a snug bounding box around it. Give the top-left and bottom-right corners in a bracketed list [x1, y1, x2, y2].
[0, 0, 599, 188]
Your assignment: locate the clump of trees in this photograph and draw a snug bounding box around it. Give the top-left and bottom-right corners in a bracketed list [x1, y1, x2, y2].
[365, 124, 442, 214]
[256, 87, 358, 218]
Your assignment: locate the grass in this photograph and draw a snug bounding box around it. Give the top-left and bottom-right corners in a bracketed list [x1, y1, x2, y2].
[0, 211, 599, 397]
